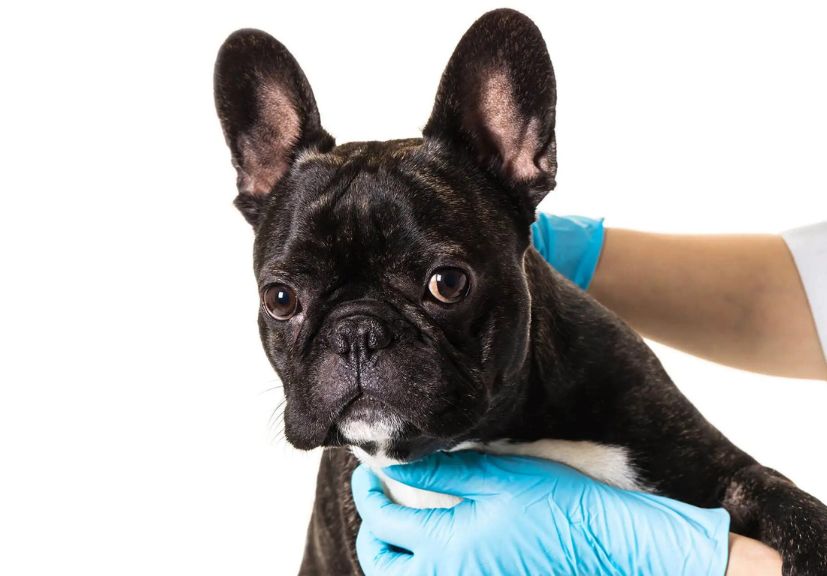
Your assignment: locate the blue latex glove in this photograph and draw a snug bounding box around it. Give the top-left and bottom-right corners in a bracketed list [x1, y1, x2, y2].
[531, 213, 605, 290]
[352, 451, 730, 576]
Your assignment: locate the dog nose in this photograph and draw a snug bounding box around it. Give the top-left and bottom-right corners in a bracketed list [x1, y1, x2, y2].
[330, 315, 392, 360]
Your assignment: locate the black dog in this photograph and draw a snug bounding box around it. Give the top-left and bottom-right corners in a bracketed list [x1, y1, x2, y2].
[214, 9, 827, 575]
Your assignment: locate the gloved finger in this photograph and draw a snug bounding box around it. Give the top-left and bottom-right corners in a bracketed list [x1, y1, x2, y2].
[351, 464, 453, 549]
[355, 525, 413, 576]
[382, 450, 511, 497]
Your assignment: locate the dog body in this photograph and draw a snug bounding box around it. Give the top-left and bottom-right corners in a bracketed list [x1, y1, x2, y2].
[214, 10, 827, 575]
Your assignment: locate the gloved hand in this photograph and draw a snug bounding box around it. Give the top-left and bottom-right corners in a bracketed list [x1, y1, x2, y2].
[531, 213, 605, 290]
[352, 450, 730, 576]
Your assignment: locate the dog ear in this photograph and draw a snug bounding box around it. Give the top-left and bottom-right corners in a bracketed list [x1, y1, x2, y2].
[424, 9, 557, 210]
[214, 29, 334, 226]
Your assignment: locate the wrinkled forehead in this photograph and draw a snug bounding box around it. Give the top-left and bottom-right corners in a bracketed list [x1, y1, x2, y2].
[253, 140, 520, 280]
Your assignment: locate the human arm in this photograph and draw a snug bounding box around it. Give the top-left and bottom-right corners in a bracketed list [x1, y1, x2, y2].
[588, 229, 827, 380]
[532, 215, 827, 380]
[727, 534, 782, 576]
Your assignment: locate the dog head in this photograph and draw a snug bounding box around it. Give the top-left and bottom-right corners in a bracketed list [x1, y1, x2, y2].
[214, 9, 557, 461]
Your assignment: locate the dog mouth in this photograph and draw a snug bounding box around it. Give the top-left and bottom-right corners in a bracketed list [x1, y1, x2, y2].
[338, 395, 392, 424]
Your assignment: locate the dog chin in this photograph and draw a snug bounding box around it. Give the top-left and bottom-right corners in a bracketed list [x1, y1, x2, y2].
[310, 392, 475, 460]
[337, 415, 403, 446]
[332, 410, 451, 464]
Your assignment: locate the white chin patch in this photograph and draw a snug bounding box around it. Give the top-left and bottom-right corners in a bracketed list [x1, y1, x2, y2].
[352, 438, 647, 510]
[339, 418, 401, 444]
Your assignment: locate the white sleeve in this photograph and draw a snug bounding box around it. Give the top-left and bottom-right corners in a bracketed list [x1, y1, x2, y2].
[782, 222, 827, 364]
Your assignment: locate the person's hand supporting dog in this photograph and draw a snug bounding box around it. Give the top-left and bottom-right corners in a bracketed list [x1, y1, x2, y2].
[352, 451, 734, 575]
[352, 215, 827, 575]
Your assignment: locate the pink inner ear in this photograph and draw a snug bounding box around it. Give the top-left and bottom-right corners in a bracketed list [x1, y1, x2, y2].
[237, 82, 302, 197]
[476, 68, 543, 183]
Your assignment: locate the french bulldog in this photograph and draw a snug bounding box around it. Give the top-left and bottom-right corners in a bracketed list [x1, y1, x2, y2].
[213, 9, 827, 575]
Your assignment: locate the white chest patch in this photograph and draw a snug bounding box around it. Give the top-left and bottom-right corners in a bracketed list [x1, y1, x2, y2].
[352, 438, 647, 509]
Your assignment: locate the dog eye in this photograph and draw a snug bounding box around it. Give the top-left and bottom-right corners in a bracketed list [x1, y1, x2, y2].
[261, 284, 300, 320]
[428, 268, 469, 304]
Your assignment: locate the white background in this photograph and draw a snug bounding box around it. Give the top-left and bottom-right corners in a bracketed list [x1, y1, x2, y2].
[1, 1, 826, 574]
